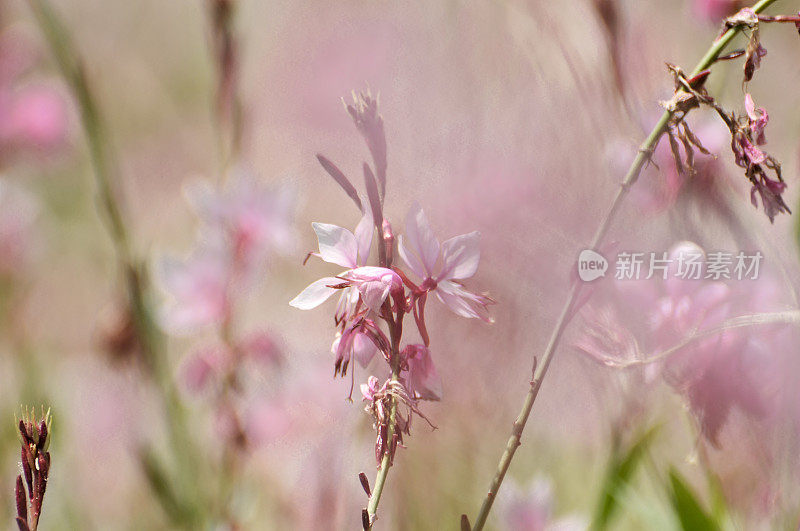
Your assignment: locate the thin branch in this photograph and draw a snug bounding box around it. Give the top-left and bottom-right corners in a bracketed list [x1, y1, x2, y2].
[469, 1, 782, 528]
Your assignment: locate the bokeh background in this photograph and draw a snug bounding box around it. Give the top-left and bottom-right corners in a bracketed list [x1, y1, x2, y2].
[1, 0, 800, 529]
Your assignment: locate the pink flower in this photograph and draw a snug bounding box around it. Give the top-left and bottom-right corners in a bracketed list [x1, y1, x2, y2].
[342, 266, 403, 312]
[693, 0, 744, 22]
[744, 93, 768, 145]
[240, 330, 283, 367]
[291, 212, 396, 314]
[157, 243, 232, 335]
[401, 344, 442, 401]
[574, 305, 641, 369]
[585, 241, 780, 445]
[0, 31, 67, 159]
[185, 171, 295, 268]
[3, 86, 67, 150]
[331, 319, 387, 375]
[179, 347, 225, 394]
[398, 202, 493, 322]
[750, 176, 788, 223]
[360, 375, 381, 401]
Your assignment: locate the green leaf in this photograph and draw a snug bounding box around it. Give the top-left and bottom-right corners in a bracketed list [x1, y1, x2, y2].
[591, 425, 659, 530]
[667, 468, 722, 531]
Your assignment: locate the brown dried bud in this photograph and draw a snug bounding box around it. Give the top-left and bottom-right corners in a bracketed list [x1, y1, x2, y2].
[15, 475, 27, 522]
[358, 472, 371, 496]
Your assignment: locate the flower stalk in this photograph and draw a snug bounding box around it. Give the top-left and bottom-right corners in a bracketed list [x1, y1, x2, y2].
[293, 89, 492, 528]
[469, 1, 782, 528]
[25, 0, 203, 525]
[14, 408, 52, 531]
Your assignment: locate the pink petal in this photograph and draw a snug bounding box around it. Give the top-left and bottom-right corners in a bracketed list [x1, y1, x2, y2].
[397, 234, 426, 278]
[312, 222, 358, 268]
[404, 345, 443, 401]
[434, 280, 494, 322]
[353, 210, 374, 266]
[404, 202, 440, 276]
[439, 231, 481, 280]
[289, 276, 341, 310]
[346, 266, 402, 312]
[744, 93, 758, 121]
[353, 331, 379, 367]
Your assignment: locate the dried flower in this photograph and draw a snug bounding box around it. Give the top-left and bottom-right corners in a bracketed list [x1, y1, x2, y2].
[14, 407, 52, 531]
[346, 89, 387, 198]
[401, 344, 443, 401]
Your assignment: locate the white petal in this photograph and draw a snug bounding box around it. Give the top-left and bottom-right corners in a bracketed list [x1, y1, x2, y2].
[359, 281, 391, 312]
[313, 222, 358, 268]
[439, 231, 480, 280]
[404, 202, 439, 276]
[397, 235, 426, 279]
[353, 210, 374, 266]
[353, 333, 379, 367]
[289, 277, 341, 309]
[434, 280, 492, 321]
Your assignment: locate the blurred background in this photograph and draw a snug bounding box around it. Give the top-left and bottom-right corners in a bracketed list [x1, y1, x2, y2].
[1, 0, 800, 529]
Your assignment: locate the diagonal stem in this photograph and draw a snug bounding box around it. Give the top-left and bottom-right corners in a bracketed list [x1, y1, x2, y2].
[26, 0, 203, 525]
[470, 1, 781, 528]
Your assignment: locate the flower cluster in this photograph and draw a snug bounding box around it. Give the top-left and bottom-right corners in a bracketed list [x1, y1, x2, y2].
[157, 170, 291, 445]
[576, 241, 787, 446]
[290, 91, 493, 470]
[659, 7, 799, 224]
[0, 29, 66, 167]
[14, 408, 52, 531]
[720, 92, 789, 222]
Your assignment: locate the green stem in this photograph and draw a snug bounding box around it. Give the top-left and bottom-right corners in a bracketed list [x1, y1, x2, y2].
[367, 365, 401, 527]
[26, 0, 202, 525]
[367, 302, 404, 528]
[470, 1, 780, 528]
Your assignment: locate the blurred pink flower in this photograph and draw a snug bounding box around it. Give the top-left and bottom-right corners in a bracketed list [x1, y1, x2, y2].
[0, 179, 39, 276]
[398, 202, 493, 322]
[185, 171, 295, 269]
[240, 330, 283, 367]
[582, 242, 785, 445]
[1, 86, 67, 150]
[0, 31, 67, 160]
[693, 0, 744, 22]
[498, 477, 587, 531]
[401, 344, 442, 401]
[157, 243, 232, 335]
[179, 346, 225, 394]
[574, 305, 641, 369]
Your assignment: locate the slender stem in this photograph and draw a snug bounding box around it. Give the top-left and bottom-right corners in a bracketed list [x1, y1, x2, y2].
[620, 310, 800, 368]
[367, 365, 401, 526]
[470, 1, 780, 528]
[367, 302, 404, 527]
[26, 0, 202, 525]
